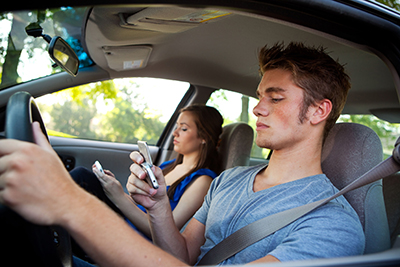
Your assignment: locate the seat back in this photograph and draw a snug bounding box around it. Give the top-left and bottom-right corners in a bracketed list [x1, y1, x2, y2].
[217, 122, 254, 173]
[383, 172, 400, 246]
[180, 122, 253, 232]
[321, 122, 391, 254]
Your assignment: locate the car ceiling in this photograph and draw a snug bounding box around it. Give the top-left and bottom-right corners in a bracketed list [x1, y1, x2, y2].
[3, 1, 400, 121]
[82, 2, 400, 118]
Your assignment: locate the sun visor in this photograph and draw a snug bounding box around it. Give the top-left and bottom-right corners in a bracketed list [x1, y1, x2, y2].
[102, 45, 152, 71]
[119, 7, 231, 33]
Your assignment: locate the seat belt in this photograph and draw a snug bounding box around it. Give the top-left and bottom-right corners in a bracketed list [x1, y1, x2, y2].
[197, 139, 400, 266]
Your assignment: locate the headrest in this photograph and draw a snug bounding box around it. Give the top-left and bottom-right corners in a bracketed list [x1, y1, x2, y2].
[218, 122, 253, 173]
[321, 122, 383, 226]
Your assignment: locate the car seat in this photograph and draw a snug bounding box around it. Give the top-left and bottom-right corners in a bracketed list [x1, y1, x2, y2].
[383, 172, 400, 246]
[217, 122, 254, 173]
[321, 122, 391, 254]
[180, 122, 253, 232]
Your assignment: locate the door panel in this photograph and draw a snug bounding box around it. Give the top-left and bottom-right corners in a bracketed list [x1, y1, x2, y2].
[50, 136, 159, 192]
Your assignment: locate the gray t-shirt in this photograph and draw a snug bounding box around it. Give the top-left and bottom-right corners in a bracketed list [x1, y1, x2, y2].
[194, 164, 365, 265]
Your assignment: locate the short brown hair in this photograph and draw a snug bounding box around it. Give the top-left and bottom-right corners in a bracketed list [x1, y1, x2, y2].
[259, 42, 350, 140]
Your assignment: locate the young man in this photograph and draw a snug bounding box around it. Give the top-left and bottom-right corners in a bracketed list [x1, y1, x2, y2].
[0, 42, 364, 266]
[127, 42, 364, 265]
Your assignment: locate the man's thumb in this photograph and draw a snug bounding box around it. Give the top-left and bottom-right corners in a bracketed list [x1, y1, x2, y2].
[32, 122, 52, 150]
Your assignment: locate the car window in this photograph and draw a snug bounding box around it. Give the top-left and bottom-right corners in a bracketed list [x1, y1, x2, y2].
[0, 7, 92, 90]
[35, 77, 189, 145]
[207, 89, 270, 159]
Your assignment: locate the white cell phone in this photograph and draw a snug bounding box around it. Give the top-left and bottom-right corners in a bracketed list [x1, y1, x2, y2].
[94, 160, 105, 174]
[137, 141, 159, 189]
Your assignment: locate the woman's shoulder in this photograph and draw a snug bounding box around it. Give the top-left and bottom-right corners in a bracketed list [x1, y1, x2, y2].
[159, 159, 176, 169]
[191, 168, 218, 179]
[179, 167, 216, 187]
[171, 168, 215, 201]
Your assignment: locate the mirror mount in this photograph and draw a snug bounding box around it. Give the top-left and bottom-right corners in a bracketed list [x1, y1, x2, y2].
[25, 22, 52, 43]
[25, 22, 79, 77]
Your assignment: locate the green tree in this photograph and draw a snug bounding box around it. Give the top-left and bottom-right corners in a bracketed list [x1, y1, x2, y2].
[240, 96, 249, 122]
[69, 80, 118, 105]
[0, 8, 90, 89]
[50, 98, 97, 139]
[99, 87, 164, 144]
[38, 79, 168, 144]
[0, 12, 29, 88]
[375, 0, 400, 10]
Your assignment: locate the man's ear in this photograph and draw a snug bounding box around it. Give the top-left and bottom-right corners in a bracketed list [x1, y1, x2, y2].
[310, 99, 332, 125]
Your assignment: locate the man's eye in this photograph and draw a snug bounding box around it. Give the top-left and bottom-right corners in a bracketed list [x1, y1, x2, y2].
[182, 128, 188, 132]
[271, 98, 283, 103]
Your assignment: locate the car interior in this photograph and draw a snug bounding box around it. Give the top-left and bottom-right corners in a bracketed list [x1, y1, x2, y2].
[1, 0, 400, 266]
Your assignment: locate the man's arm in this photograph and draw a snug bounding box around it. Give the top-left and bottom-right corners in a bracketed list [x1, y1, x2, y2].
[149, 204, 206, 264]
[108, 191, 154, 238]
[62, 186, 186, 266]
[248, 255, 280, 264]
[127, 152, 207, 265]
[0, 122, 186, 267]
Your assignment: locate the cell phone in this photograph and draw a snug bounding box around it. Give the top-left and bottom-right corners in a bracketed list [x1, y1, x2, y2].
[94, 160, 105, 175]
[137, 141, 159, 189]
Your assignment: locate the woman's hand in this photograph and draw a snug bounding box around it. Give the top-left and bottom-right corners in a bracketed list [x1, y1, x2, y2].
[92, 165, 125, 203]
[126, 151, 168, 212]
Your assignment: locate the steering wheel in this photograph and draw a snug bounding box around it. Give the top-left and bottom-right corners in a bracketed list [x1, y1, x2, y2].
[0, 91, 72, 267]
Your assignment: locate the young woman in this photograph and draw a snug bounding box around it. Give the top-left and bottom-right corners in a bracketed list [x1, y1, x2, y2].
[71, 104, 223, 238]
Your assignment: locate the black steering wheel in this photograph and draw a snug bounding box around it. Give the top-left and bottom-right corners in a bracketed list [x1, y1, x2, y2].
[0, 91, 72, 267]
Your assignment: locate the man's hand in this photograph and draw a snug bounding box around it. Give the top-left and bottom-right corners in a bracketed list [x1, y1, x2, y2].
[0, 122, 189, 267]
[126, 151, 169, 212]
[0, 121, 83, 225]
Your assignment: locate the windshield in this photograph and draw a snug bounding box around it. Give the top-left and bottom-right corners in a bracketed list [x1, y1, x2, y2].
[0, 7, 92, 90]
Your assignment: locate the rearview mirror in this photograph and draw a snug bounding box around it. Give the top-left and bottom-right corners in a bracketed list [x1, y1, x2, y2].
[25, 22, 79, 77]
[49, 37, 79, 77]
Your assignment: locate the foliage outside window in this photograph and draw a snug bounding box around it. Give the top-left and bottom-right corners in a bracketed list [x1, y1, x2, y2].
[36, 78, 189, 145]
[375, 0, 400, 11]
[207, 89, 270, 159]
[0, 7, 91, 90]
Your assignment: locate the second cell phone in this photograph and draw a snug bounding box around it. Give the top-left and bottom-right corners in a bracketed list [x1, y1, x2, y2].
[94, 160, 105, 174]
[137, 141, 159, 189]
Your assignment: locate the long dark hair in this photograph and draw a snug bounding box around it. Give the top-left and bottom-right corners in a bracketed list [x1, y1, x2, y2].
[163, 104, 223, 199]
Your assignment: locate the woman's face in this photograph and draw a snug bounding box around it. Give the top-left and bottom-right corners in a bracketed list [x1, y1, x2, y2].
[172, 111, 204, 156]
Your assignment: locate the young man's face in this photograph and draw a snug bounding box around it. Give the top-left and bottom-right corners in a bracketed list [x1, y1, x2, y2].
[253, 68, 312, 151]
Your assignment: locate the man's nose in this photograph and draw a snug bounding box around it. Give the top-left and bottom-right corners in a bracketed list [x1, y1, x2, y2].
[253, 98, 268, 117]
